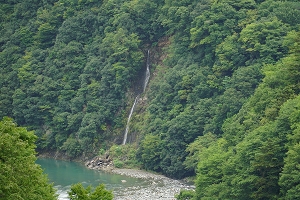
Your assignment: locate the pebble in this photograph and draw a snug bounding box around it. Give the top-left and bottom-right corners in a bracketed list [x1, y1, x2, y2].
[109, 168, 195, 200]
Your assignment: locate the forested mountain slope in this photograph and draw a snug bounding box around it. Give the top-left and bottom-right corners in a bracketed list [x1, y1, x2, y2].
[1, 0, 300, 199]
[1, 0, 164, 158]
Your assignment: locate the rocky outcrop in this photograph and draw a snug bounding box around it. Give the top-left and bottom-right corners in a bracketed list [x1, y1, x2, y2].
[85, 155, 114, 171]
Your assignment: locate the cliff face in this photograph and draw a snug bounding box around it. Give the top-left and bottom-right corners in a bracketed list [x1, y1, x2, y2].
[122, 37, 170, 145]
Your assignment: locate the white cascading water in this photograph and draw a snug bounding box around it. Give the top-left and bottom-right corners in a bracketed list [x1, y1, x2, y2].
[122, 95, 139, 145]
[143, 50, 151, 92]
[122, 50, 150, 145]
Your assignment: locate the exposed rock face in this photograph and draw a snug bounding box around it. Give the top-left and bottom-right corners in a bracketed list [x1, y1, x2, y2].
[85, 155, 114, 171]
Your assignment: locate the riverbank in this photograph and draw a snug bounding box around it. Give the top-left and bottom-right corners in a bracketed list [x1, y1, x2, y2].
[105, 168, 195, 200]
[85, 156, 195, 199]
[38, 154, 195, 199]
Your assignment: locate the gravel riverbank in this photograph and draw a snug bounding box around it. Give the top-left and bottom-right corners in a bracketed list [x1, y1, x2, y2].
[107, 168, 195, 200]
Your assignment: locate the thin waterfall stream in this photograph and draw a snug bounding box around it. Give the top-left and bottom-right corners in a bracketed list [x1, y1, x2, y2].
[122, 95, 139, 145]
[122, 50, 150, 145]
[143, 50, 151, 92]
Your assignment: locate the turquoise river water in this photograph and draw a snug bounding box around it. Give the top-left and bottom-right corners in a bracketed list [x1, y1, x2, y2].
[36, 158, 152, 199]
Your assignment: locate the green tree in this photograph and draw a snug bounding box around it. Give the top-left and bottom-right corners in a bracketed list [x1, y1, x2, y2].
[184, 132, 217, 172]
[35, 22, 56, 48]
[175, 189, 195, 200]
[68, 183, 113, 200]
[138, 134, 163, 171]
[195, 138, 232, 200]
[239, 17, 289, 64]
[0, 117, 57, 200]
[279, 95, 300, 199]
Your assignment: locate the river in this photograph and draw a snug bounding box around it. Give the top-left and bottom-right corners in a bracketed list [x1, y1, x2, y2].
[36, 158, 153, 199]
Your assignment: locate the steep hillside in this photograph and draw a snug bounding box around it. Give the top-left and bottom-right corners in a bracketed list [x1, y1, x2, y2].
[1, 0, 165, 159]
[1, 0, 300, 199]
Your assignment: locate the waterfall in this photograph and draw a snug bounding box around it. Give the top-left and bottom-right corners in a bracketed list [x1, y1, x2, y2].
[143, 50, 151, 92]
[122, 50, 150, 145]
[122, 95, 139, 145]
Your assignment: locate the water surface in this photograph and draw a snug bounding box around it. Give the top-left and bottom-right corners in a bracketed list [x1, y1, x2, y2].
[37, 158, 150, 199]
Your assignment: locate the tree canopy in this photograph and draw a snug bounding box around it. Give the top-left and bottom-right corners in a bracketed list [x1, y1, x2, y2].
[1, 0, 300, 199]
[0, 117, 57, 200]
[68, 183, 113, 200]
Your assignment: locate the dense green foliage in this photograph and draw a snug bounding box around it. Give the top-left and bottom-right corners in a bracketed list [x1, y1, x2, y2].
[0, 117, 57, 200]
[191, 30, 300, 200]
[1, 0, 300, 199]
[136, 0, 300, 180]
[1, 0, 164, 158]
[69, 183, 113, 200]
[108, 144, 139, 168]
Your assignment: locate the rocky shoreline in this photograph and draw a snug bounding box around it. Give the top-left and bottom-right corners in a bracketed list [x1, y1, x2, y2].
[110, 168, 195, 200]
[39, 154, 195, 199]
[85, 156, 195, 200]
